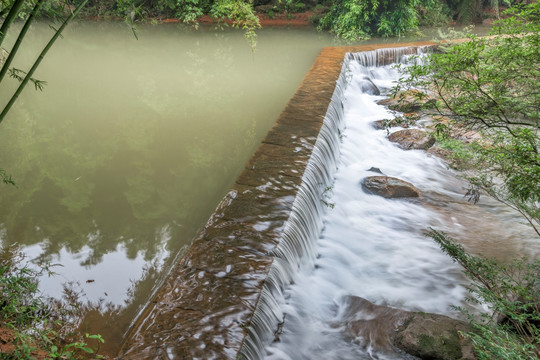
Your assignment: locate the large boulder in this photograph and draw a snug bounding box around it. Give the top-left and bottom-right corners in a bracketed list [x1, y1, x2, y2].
[396, 312, 476, 360]
[339, 296, 475, 360]
[388, 129, 435, 150]
[361, 176, 420, 198]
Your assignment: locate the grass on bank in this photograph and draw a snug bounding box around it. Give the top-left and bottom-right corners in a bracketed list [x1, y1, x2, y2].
[0, 245, 104, 360]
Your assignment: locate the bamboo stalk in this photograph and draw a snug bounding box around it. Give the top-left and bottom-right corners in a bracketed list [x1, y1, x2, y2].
[0, 0, 45, 85]
[0, 0, 26, 48]
[0, 0, 89, 124]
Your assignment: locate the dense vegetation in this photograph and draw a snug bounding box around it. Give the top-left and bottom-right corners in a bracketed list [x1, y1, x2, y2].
[399, 0, 539, 237]
[2, 0, 530, 41]
[0, 246, 104, 359]
[431, 231, 539, 359]
[396, 2, 539, 358]
[79, 0, 536, 39]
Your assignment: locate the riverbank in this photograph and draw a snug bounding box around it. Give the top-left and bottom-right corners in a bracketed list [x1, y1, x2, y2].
[82, 10, 317, 27]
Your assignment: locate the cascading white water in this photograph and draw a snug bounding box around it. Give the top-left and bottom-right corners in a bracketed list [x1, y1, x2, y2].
[260, 50, 539, 360]
[239, 59, 348, 360]
[239, 47, 448, 360]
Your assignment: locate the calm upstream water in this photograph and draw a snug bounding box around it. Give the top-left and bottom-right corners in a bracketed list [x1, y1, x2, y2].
[0, 22, 494, 355]
[0, 22, 347, 352]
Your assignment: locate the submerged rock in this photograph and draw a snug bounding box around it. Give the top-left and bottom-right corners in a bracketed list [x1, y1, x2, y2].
[361, 176, 420, 198]
[357, 77, 381, 95]
[372, 120, 386, 130]
[339, 296, 475, 360]
[372, 117, 415, 130]
[377, 89, 435, 112]
[367, 167, 384, 174]
[388, 129, 435, 150]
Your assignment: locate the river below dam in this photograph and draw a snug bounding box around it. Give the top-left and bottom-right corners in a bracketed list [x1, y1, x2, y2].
[263, 51, 539, 360]
[1, 22, 498, 356]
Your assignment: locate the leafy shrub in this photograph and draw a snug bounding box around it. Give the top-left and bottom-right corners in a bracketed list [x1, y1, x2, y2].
[429, 230, 539, 360]
[317, 0, 420, 40]
[0, 246, 104, 360]
[417, 0, 451, 26]
[397, 1, 540, 235]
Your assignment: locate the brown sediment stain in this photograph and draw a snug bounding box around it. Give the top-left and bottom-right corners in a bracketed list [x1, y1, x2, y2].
[118, 41, 436, 359]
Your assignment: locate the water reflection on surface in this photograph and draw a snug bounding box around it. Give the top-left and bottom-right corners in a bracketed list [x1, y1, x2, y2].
[0, 22, 352, 352]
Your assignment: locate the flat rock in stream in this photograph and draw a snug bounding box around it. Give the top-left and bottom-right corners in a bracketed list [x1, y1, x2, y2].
[388, 129, 435, 150]
[339, 296, 475, 360]
[361, 176, 420, 198]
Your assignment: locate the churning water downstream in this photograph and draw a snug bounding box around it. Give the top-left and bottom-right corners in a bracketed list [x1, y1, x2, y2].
[263, 50, 539, 360]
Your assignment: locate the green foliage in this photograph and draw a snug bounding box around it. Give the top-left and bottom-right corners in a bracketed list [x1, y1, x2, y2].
[0, 0, 90, 124]
[398, 2, 539, 235]
[0, 168, 15, 186]
[168, 0, 207, 22]
[209, 0, 261, 48]
[448, 0, 515, 24]
[277, 0, 305, 13]
[318, 0, 421, 40]
[0, 246, 104, 359]
[322, 185, 334, 208]
[417, 0, 451, 26]
[428, 230, 540, 359]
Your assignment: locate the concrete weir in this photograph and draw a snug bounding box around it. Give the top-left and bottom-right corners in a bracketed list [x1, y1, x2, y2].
[119, 41, 435, 360]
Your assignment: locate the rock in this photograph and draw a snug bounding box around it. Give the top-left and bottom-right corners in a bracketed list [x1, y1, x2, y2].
[426, 146, 452, 161]
[388, 129, 435, 150]
[338, 296, 411, 356]
[367, 167, 384, 174]
[372, 120, 386, 130]
[361, 176, 420, 198]
[372, 117, 415, 130]
[377, 89, 434, 112]
[339, 296, 475, 360]
[358, 77, 381, 95]
[395, 312, 476, 360]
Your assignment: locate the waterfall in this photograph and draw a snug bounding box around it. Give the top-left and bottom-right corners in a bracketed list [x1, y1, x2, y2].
[258, 42, 537, 360]
[239, 46, 431, 360]
[344, 46, 428, 67]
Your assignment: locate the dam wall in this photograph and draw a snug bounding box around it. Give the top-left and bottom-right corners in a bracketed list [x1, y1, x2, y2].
[119, 41, 435, 360]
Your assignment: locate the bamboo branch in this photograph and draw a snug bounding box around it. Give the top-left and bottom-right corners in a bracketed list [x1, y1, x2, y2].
[0, 0, 45, 85]
[0, 0, 89, 124]
[0, 0, 26, 48]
